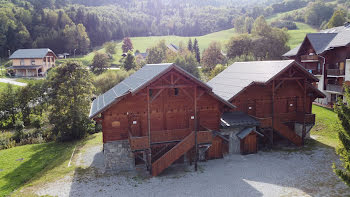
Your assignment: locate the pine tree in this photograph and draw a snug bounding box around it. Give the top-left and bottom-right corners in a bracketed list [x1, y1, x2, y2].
[334, 85, 350, 186]
[193, 38, 200, 63]
[123, 51, 137, 71]
[188, 38, 193, 52]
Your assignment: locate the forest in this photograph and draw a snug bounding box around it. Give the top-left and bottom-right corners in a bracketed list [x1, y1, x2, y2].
[0, 0, 283, 58]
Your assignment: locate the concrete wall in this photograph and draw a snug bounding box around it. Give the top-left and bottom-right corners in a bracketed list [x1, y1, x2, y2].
[221, 126, 253, 154]
[294, 123, 312, 139]
[103, 140, 135, 172]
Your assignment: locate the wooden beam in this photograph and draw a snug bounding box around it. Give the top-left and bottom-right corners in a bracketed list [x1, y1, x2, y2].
[194, 86, 198, 171]
[296, 79, 304, 91]
[196, 90, 205, 101]
[150, 85, 195, 89]
[147, 87, 152, 174]
[181, 88, 194, 101]
[161, 76, 171, 85]
[271, 80, 275, 145]
[150, 89, 164, 103]
[278, 77, 305, 80]
[274, 80, 284, 92]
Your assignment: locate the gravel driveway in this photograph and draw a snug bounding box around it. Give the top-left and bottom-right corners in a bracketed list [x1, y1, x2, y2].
[35, 143, 349, 197]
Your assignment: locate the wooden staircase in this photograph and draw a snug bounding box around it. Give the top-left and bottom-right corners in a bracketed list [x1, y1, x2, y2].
[273, 117, 303, 146]
[151, 131, 195, 176]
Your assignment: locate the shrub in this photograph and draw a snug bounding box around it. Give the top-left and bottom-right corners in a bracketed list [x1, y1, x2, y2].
[13, 120, 24, 143]
[0, 132, 15, 150]
[93, 69, 131, 95]
[30, 114, 43, 129]
[271, 20, 297, 30]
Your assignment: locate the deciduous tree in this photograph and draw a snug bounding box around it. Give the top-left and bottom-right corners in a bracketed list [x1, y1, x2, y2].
[48, 61, 94, 141]
[201, 41, 225, 72]
[122, 37, 133, 53]
[90, 52, 110, 75]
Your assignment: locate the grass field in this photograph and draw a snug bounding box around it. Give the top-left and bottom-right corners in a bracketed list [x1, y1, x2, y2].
[310, 105, 340, 148]
[72, 20, 316, 66]
[0, 133, 102, 197]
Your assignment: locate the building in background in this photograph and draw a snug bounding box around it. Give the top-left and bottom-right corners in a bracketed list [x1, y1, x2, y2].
[284, 24, 350, 106]
[7, 48, 57, 77]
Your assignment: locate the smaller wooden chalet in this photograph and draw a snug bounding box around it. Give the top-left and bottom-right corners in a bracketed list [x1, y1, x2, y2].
[8, 48, 57, 77]
[90, 63, 247, 176]
[208, 60, 325, 147]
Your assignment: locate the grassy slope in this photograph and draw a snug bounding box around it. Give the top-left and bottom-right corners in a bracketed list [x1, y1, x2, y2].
[74, 20, 316, 66]
[310, 105, 339, 148]
[71, 28, 238, 65]
[0, 133, 102, 197]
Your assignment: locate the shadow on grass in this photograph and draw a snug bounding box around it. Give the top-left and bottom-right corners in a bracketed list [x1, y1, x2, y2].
[0, 141, 76, 196]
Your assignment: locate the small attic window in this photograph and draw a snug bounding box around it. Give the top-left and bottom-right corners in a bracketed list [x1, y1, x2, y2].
[149, 89, 153, 97]
[174, 88, 179, 96]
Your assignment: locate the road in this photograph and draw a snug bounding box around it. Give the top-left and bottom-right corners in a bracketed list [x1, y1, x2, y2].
[0, 78, 27, 86]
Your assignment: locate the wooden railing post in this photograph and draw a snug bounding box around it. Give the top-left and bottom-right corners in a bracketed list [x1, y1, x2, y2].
[194, 86, 198, 171]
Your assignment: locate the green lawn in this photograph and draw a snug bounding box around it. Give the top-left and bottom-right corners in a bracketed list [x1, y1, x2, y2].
[287, 22, 317, 49]
[0, 82, 21, 93]
[0, 133, 102, 197]
[310, 105, 339, 148]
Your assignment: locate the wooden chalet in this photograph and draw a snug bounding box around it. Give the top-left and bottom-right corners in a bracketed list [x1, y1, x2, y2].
[284, 24, 350, 106]
[208, 60, 326, 147]
[89, 63, 236, 176]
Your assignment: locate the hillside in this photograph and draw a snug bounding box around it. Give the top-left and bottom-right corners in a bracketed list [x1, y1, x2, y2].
[75, 22, 317, 66]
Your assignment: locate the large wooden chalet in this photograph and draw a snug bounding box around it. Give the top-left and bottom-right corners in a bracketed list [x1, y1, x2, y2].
[284, 24, 350, 106]
[90, 61, 324, 176]
[208, 60, 325, 146]
[90, 63, 243, 176]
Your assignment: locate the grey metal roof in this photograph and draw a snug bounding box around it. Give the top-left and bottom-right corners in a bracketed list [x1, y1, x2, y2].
[284, 25, 350, 56]
[283, 44, 301, 57]
[7, 65, 42, 69]
[237, 127, 263, 139]
[207, 60, 296, 101]
[221, 111, 259, 128]
[9, 48, 56, 59]
[306, 33, 337, 54]
[89, 63, 235, 118]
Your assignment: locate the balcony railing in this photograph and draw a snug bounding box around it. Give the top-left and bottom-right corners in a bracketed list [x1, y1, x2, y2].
[327, 69, 345, 76]
[128, 129, 213, 151]
[301, 55, 319, 62]
[326, 84, 343, 93]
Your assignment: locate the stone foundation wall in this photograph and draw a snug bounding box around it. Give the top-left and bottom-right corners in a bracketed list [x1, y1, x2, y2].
[294, 123, 313, 139]
[104, 140, 135, 171]
[221, 126, 247, 154]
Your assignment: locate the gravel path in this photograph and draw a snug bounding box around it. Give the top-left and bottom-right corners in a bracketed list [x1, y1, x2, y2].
[0, 78, 27, 86]
[35, 144, 349, 197]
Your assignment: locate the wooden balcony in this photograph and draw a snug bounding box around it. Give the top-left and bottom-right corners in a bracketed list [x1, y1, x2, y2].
[304, 113, 315, 124]
[129, 133, 149, 151]
[326, 84, 343, 93]
[327, 69, 345, 76]
[301, 55, 318, 62]
[129, 129, 213, 151]
[197, 131, 213, 144]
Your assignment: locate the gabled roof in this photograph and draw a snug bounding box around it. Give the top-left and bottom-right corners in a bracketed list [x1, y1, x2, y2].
[207, 60, 318, 101]
[306, 33, 337, 54]
[237, 127, 264, 140]
[284, 25, 350, 57]
[9, 48, 57, 59]
[89, 63, 235, 118]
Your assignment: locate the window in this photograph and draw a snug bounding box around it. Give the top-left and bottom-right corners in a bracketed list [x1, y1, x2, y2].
[31, 59, 35, 65]
[20, 59, 25, 66]
[174, 88, 179, 96]
[149, 89, 152, 97]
